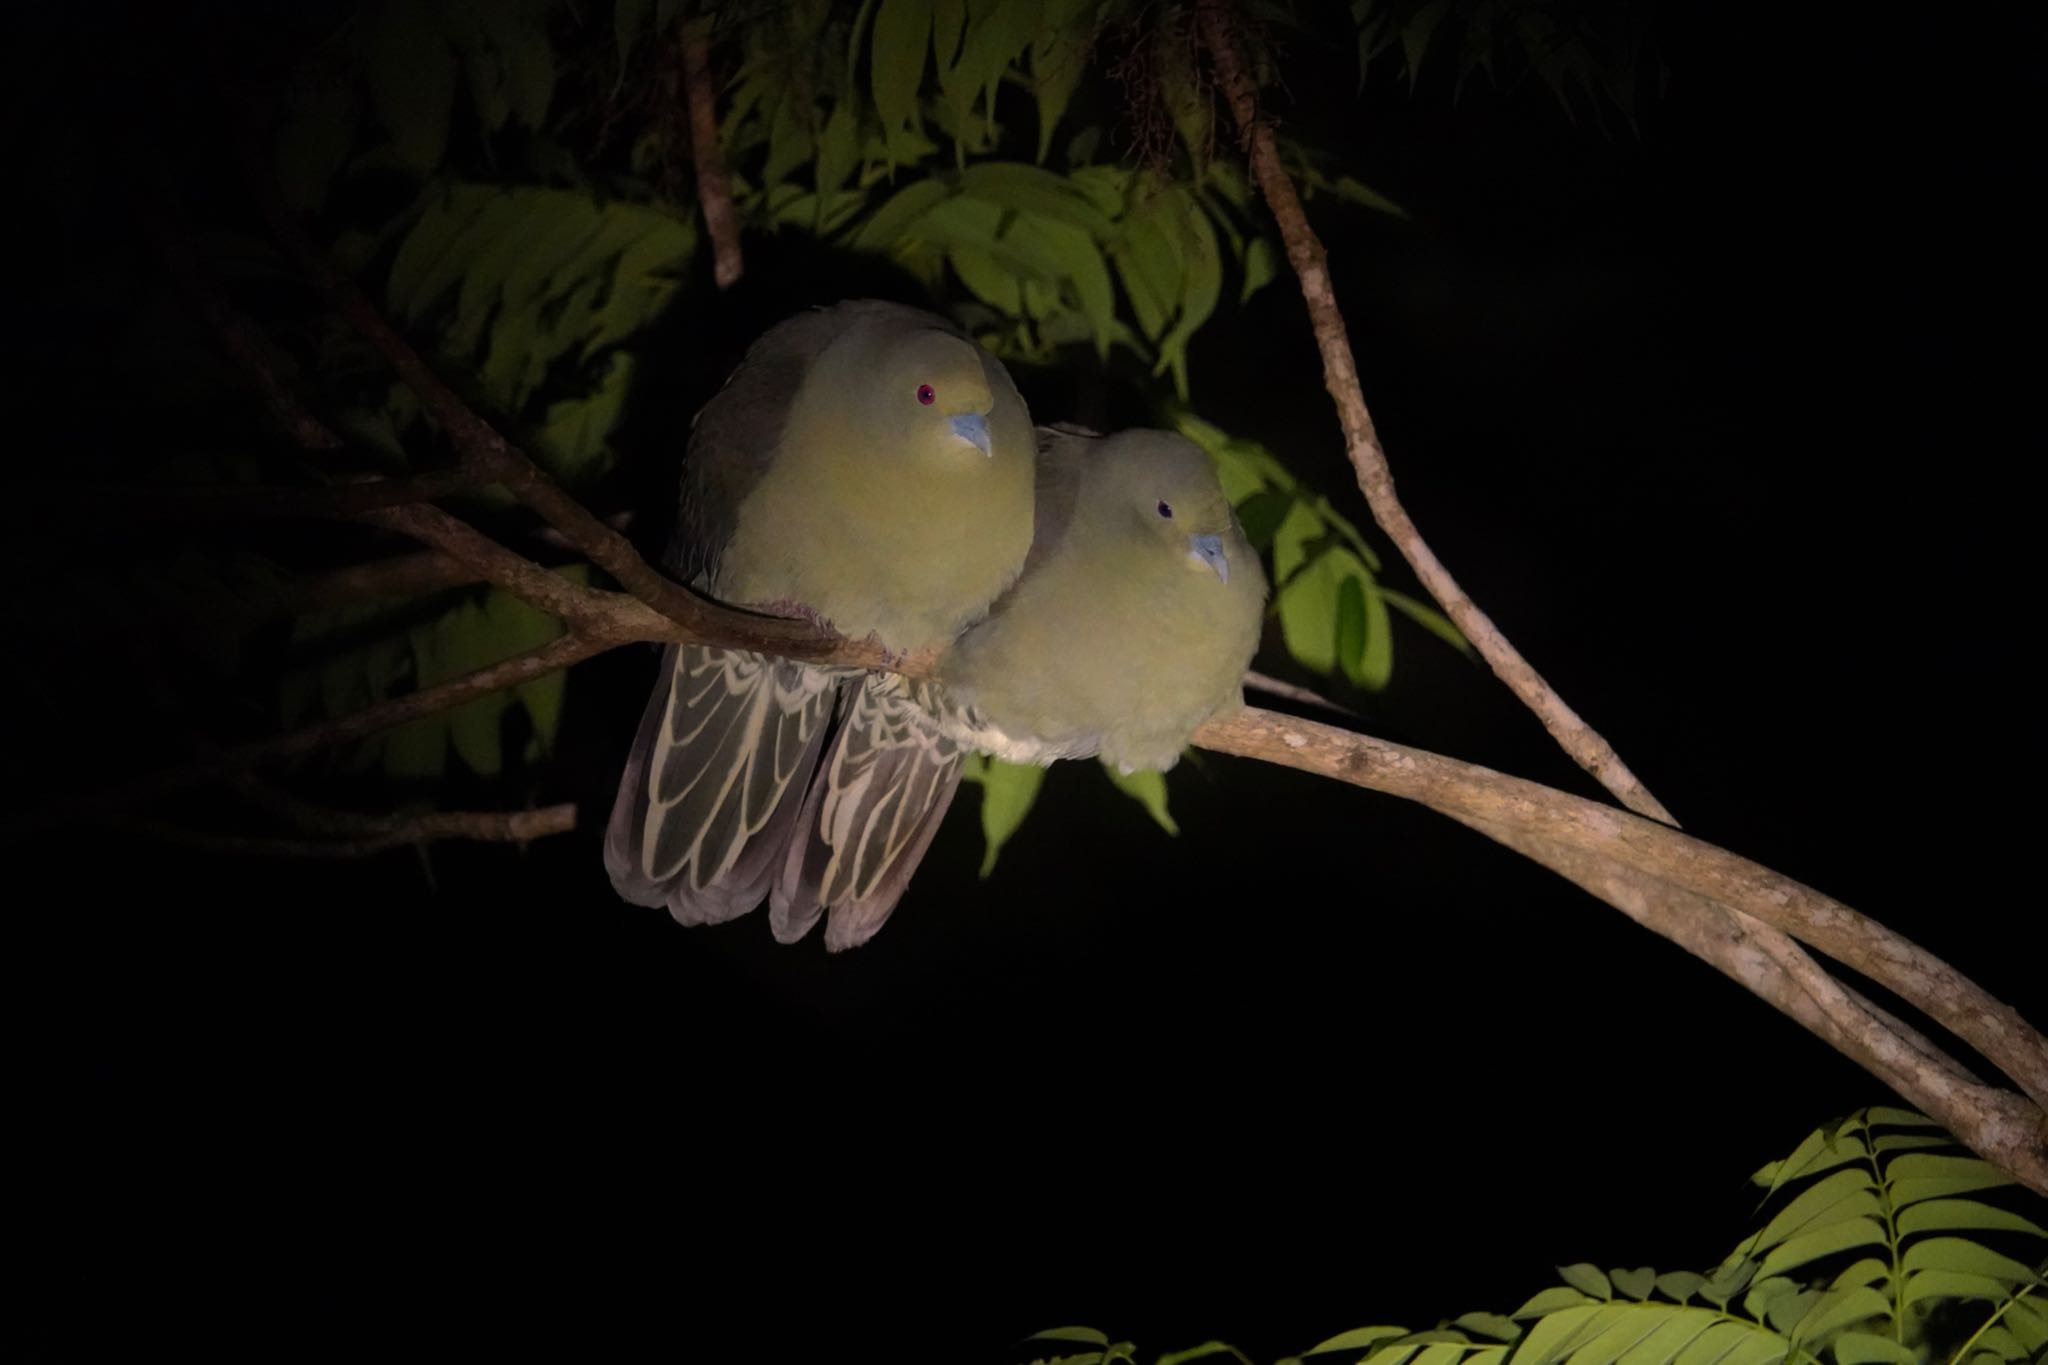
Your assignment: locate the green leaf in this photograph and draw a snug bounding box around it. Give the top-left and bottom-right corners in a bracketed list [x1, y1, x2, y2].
[1357, 575, 1393, 689]
[1743, 1275, 1800, 1322]
[1381, 587, 1470, 654]
[1279, 547, 1373, 676]
[853, 177, 954, 248]
[950, 240, 1024, 313]
[1899, 1269, 2020, 1307]
[1655, 1272, 1706, 1303]
[1698, 1258, 1757, 1309]
[764, 94, 817, 189]
[1114, 183, 1187, 343]
[1452, 1314, 1520, 1341]
[961, 162, 1116, 238]
[932, 0, 966, 74]
[1750, 1168, 1879, 1254]
[1828, 1259, 1892, 1292]
[1900, 1239, 2043, 1284]
[1829, 1331, 1919, 1365]
[1031, 0, 1093, 162]
[1558, 1264, 1613, 1301]
[815, 100, 861, 195]
[1029, 1327, 1111, 1346]
[871, 0, 933, 159]
[950, 0, 1038, 137]
[1888, 1154, 2015, 1207]
[1611, 1267, 1657, 1302]
[388, 188, 492, 321]
[1240, 236, 1277, 302]
[1103, 763, 1177, 835]
[1787, 1286, 1890, 1345]
[1897, 1199, 2048, 1240]
[1305, 1326, 1412, 1353]
[1155, 198, 1221, 397]
[1756, 1218, 1888, 1281]
[1512, 1288, 1597, 1319]
[967, 756, 1045, 876]
[480, 0, 555, 128]
[1156, 1343, 1255, 1365]
[365, 0, 456, 172]
[1335, 573, 1368, 686]
[1003, 214, 1115, 356]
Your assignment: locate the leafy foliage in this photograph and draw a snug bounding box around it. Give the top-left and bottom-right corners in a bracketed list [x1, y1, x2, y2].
[1014, 1109, 2046, 1365]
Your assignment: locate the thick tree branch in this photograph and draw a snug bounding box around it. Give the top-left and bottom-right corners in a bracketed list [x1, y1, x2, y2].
[1449, 813, 2044, 1190]
[1192, 707, 2048, 1133]
[679, 18, 742, 289]
[356, 503, 671, 640]
[1196, 0, 1676, 828]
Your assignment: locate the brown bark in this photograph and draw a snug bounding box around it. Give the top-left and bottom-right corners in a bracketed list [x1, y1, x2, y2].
[679, 19, 743, 289]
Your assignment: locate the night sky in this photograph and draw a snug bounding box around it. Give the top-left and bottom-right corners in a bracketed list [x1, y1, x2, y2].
[23, 3, 2043, 1359]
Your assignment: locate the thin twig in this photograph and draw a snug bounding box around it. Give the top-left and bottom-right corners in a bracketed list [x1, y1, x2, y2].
[1243, 669, 1359, 717]
[138, 189, 343, 452]
[79, 469, 478, 519]
[131, 802, 577, 857]
[70, 632, 612, 822]
[679, 18, 743, 289]
[1195, 0, 1676, 827]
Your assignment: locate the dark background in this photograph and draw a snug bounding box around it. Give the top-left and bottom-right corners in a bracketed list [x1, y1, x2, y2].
[25, 2, 2043, 1359]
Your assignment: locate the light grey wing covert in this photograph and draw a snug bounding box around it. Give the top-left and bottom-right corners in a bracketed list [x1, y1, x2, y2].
[1020, 424, 1093, 580]
[770, 675, 967, 951]
[605, 643, 843, 925]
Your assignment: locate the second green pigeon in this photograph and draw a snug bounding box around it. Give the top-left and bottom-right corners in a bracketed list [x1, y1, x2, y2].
[932, 425, 1268, 772]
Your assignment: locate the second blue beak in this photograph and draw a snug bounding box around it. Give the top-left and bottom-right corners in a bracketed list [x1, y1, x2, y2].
[1190, 533, 1230, 583]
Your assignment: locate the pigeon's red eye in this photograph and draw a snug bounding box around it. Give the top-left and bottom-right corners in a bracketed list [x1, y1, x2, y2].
[916, 384, 936, 406]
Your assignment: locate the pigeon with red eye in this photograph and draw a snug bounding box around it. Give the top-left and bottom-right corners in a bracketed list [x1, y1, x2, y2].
[928, 425, 1268, 774]
[605, 300, 1035, 949]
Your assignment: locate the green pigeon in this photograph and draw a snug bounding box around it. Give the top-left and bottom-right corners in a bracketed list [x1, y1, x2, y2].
[931, 426, 1268, 773]
[605, 300, 1036, 949]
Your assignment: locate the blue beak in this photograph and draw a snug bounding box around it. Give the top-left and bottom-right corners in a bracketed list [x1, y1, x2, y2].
[1190, 533, 1229, 583]
[949, 412, 992, 458]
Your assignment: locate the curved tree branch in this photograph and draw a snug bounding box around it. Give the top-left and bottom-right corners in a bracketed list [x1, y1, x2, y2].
[1192, 707, 2048, 1132]
[1195, 0, 1676, 828]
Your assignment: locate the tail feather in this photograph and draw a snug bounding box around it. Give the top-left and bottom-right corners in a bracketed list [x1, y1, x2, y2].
[770, 676, 965, 950]
[605, 644, 841, 924]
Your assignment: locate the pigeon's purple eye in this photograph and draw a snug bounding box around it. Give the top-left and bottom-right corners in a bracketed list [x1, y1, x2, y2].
[1157, 500, 1174, 519]
[917, 384, 936, 406]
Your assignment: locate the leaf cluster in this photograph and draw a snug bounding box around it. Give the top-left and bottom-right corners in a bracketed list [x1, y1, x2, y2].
[1017, 1109, 2047, 1365]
